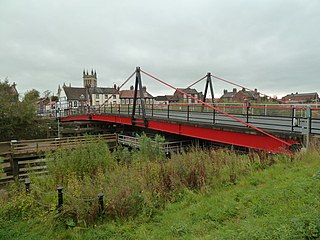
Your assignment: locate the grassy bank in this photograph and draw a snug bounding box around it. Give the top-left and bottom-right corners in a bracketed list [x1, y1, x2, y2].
[0, 136, 319, 239]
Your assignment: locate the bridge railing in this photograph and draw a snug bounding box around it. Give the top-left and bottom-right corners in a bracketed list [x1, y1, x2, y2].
[117, 134, 194, 154]
[57, 103, 320, 135]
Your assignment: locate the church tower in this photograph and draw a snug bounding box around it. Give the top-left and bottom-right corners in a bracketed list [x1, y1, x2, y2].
[83, 69, 97, 87]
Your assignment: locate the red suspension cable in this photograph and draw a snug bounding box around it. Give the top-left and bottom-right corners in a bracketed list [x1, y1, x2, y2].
[95, 70, 136, 113]
[210, 73, 287, 104]
[140, 69, 291, 148]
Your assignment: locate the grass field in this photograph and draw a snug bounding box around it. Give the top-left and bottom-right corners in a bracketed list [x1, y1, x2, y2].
[0, 137, 319, 239]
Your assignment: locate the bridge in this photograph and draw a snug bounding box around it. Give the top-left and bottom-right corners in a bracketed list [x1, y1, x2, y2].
[60, 67, 319, 154]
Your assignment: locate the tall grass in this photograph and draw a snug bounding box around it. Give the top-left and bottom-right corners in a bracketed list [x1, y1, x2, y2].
[0, 135, 301, 228]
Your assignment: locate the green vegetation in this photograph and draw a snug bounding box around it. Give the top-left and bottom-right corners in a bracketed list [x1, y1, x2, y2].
[0, 135, 320, 239]
[0, 80, 47, 141]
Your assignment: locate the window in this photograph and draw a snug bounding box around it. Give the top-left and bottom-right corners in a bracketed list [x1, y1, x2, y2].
[69, 101, 72, 107]
[105, 94, 108, 99]
[74, 101, 78, 107]
[96, 94, 99, 99]
[113, 95, 117, 99]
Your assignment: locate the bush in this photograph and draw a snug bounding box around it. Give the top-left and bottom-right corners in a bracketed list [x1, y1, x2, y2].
[0, 134, 298, 227]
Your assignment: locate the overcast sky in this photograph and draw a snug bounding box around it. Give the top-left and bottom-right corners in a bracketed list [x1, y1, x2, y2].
[0, 0, 319, 98]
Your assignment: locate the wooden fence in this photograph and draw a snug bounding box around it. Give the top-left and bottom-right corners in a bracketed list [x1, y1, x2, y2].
[0, 134, 117, 184]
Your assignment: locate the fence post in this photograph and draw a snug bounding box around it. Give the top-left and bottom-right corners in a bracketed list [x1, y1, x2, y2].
[187, 105, 190, 121]
[10, 140, 19, 180]
[57, 186, 64, 212]
[309, 107, 312, 134]
[303, 106, 311, 149]
[213, 109, 216, 124]
[291, 107, 295, 132]
[246, 106, 249, 124]
[25, 179, 31, 194]
[98, 193, 105, 216]
[151, 103, 154, 117]
[167, 105, 170, 119]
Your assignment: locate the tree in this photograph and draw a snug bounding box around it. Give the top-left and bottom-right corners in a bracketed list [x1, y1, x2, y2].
[0, 81, 46, 141]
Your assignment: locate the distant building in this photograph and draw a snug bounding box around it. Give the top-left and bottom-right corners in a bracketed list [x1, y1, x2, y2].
[90, 86, 120, 106]
[282, 92, 319, 104]
[173, 88, 202, 103]
[63, 86, 90, 109]
[154, 95, 179, 104]
[10, 82, 18, 99]
[83, 69, 97, 88]
[219, 88, 260, 103]
[120, 86, 154, 104]
[2, 81, 19, 102]
[219, 88, 237, 102]
[59, 70, 120, 110]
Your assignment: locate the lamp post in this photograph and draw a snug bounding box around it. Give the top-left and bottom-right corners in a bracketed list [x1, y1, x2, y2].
[79, 94, 85, 114]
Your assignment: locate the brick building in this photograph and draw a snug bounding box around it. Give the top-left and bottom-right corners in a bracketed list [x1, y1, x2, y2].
[282, 92, 319, 104]
[219, 88, 260, 103]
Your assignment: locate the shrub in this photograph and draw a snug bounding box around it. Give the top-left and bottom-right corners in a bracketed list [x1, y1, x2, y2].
[0, 134, 302, 227]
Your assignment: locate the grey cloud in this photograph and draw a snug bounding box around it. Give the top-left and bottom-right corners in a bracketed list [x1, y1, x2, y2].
[0, 0, 319, 98]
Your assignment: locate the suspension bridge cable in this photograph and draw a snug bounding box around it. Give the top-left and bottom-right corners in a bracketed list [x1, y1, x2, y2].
[186, 75, 207, 89]
[166, 75, 207, 102]
[210, 73, 287, 104]
[95, 70, 136, 113]
[140, 69, 291, 148]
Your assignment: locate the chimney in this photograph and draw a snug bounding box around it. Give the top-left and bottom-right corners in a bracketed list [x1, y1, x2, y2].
[114, 84, 117, 89]
[233, 88, 237, 93]
[254, 88, 257, 92]
[142, 86, 146, 92]
[223, 89, 227, 95]
[130, 85, 134, 90]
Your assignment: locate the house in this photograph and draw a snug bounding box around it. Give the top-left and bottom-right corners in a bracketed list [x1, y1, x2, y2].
[90, 86, 120, 106]
[219, 88, 237, 103]
[120, 86, 154, 105]
[60, 70, 121, 109]
[173, 88, 202, 103]
[154, 95, 179, 104]
[281, 92, 319, 104]
[63, 86, 89, 109]
[219, 88, 260, 103]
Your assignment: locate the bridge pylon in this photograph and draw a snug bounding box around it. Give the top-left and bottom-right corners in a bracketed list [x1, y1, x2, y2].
[131, 67, 148, 127]
[202, 72, 215, 104]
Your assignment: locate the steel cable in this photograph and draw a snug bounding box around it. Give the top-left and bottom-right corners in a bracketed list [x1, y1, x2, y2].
[140, 69, 291, 149]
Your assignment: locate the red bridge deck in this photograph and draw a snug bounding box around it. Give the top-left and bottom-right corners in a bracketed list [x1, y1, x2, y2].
[61, 114, 300, 154]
